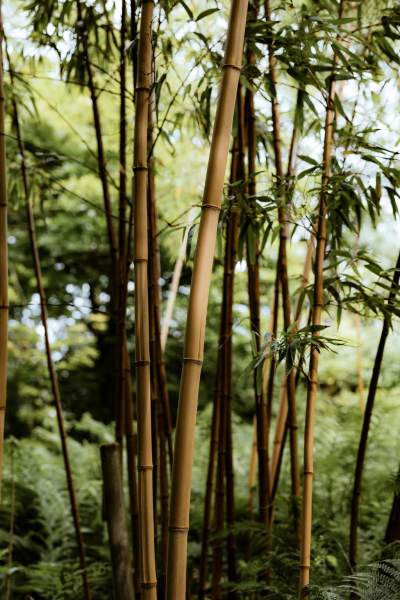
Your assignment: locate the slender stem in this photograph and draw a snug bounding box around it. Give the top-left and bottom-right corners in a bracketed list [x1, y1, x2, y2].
[0, 2, 8, 493]
[9, 56, 91, 600]
[133, 2, 157, 597]
[349, 250, 400, 575]
[298, 3, 345, 594]
[264, 0, 301, 534]
[160, 209, 196, 352]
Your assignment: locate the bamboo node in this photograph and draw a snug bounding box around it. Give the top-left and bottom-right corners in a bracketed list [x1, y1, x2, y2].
[223, 63, 242, 72]
[137, 465, 153, 471]
[133, 165, 148, 172]
[183, 357, 203, 366]
[133, 258, 148, 263]
[169, 525, 189, 533]
[141, 581, 158, 588]
[135, 86, 151, 92]
[202, 203, 221, 212]
[135, 359, 150, 366]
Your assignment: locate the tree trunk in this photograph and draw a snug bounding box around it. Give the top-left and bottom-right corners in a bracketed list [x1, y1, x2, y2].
[101, 443, 135, 600]
[166, 3, 248, 597]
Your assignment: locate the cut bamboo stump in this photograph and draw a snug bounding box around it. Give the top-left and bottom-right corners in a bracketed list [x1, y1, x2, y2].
[101, 443, 135, 600]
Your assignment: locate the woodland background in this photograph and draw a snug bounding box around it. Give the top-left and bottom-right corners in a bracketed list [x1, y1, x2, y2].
[1, 0, 400, 598]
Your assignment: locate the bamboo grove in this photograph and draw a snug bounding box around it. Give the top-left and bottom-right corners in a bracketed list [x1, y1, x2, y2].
[1, 0, 400, 599]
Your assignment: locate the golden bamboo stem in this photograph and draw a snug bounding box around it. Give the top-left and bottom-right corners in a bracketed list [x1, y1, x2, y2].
[166, 3, 248, 598]
[298, 3, 344, 594]
[133, 2, 157, 597]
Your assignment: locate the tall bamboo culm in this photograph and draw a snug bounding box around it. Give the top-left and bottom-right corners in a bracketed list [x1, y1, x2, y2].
[133, 2, 157, 597]
[349, 250, 400, 577]
[211, 134, 240, 599]
[166, 3, 249, 598]
[264, 0, 301, 533]
[298, 3, 344, 595]
[0, 1, 8, 492]
[244, 2, 271, 527]
[8, 58, 91, 600]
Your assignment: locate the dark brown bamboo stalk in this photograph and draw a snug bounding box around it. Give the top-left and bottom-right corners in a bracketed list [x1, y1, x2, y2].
[76, 1, 118, 277]
[101, 443, 135, 600]
[133, 2, 157, 597]
[116, 0, 128, 445]
[198, 354, 223, 600]
[264, 0, 301, 532]
[244, 25, 271, 523]
[0, 4, 8, 491]
[9, 61, 91, 600]
[166, 4, 248, 597]
[269, 237, 314, 508]
[349, 250, 400, 573]
[385, 470, 400, 545]
[211, 366, 227, 600]
[298, 3, 344, 594]
[148, 139, 173, 467]
[224, 214, 238, 598]
[211, 138, 240, 599]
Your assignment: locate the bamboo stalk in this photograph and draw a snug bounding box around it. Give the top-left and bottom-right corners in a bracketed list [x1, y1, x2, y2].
[8, 59, 91, 600]
[211, 139, 240, 598]
[248, 414, 258, 513]
[349, 250, 400, 574]
[148, 144, 173, 466]
[298, 3, 344, 594]
[133, 2, 157, 597]
[160, 209, 196, 352]
[124, 350, 141, 598]
[76, 1, 118, 277]
[116, 0, 129, 446]
[0, 3, 8, 492]
[101, 443, 135, 600]
[264, 0, 301, 533]
[198, 354, 223, 600]
[211, 366, 227, 600]
[244, 17, 271, 524]
[166, 3, 248, 597]
[269, 237, 314, 504]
